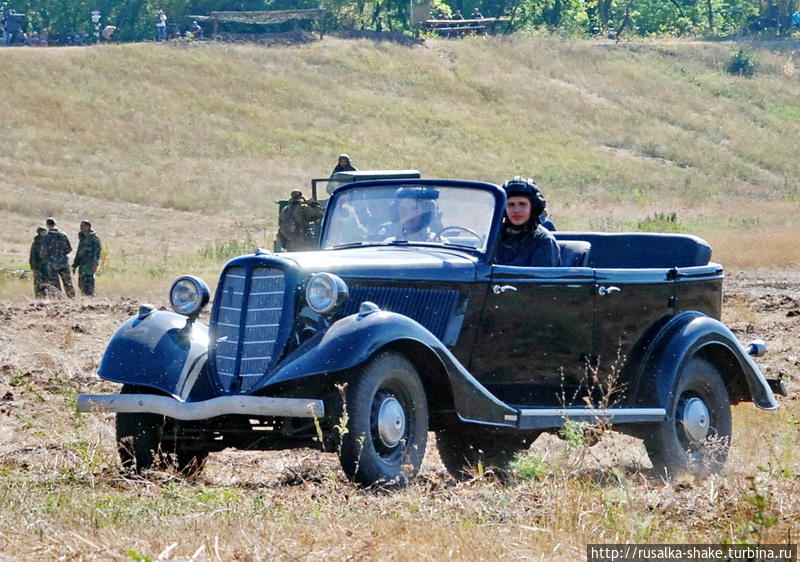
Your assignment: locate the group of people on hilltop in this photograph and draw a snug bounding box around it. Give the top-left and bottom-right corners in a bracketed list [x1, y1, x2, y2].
[155, 10, 204, 41]
[0, 8, 204, 47]
[432, 7, 485, 20]
[29, 218, 101, 298]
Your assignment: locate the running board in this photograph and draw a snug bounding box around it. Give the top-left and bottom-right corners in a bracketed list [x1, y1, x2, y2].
[77, 394, 324, 420]
[506, 407, 666, 430]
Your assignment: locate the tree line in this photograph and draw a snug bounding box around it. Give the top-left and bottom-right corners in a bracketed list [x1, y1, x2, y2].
[4, 0, 798, 42]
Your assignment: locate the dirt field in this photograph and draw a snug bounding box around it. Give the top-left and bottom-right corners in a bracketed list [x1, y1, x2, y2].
[0, 271, 798, 559]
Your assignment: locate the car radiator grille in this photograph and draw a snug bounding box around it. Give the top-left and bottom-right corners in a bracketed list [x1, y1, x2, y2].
[341, 286, 458, 340]
[214, 266, 286, 394]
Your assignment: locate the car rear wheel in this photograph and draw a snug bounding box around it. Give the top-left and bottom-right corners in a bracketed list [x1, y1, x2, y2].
[644, 357, 731, 477]
[338, 351, 428, 487]
[115, 385, 207, 476]
[436, 427, 540, 480]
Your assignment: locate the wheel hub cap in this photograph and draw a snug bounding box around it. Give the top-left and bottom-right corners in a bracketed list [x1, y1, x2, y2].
[680, 397, 710, 442]
[377, 396, 406, 448]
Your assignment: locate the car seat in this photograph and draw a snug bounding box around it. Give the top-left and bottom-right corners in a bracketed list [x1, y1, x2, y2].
[558, 240, 591, 267]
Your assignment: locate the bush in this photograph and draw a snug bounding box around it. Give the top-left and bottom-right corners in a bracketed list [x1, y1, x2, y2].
[636, 212, 685, 232]
[727, 48, 757, 77]
[510, 452, 549, 481]
[199, 235, 258, 260]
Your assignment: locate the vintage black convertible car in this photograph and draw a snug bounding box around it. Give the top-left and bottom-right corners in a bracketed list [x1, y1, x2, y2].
[78, 179, 785, 486]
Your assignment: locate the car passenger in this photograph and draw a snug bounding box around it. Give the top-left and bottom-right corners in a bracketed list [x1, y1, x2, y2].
[495, 176, 561, 267]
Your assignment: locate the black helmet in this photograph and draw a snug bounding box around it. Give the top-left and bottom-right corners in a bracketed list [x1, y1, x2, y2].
[394, 186, 439, 201]
[501, 176, 546, 218]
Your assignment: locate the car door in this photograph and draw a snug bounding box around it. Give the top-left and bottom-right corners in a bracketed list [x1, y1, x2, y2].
[592, 268, 676, 404]
[469, 265, 596, 407]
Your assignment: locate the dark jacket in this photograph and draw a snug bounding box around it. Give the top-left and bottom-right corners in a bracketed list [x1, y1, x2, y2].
[29, 235, 46, 272]
[73, 230, 102, 271]
[495, 223, 561, 267]
[331, 163, 357, 175]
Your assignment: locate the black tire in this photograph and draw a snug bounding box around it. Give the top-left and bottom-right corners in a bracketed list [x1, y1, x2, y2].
[171, 445, 209, 477]
[436, 427, 539, 480]
[115, 385, 208, 476]
[338, 351, 429, 487]
[644, 357, 732, 477]
[116, 411, 165, 474]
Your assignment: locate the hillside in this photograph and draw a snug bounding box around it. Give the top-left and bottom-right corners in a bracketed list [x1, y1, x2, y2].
[0, 36, 799, 559]
[0, 36, 799, 294]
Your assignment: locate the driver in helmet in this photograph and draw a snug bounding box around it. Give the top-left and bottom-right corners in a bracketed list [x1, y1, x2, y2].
[495, 176, 561, 267]
[391, 186, 439, 242]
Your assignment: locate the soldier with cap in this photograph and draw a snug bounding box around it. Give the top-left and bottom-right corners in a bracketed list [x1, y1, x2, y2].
[29, 226, 49, 298]
[72, 220, 102, 296]
[276, 190, 324, 251]
[42, 217, 75, 297]
[495, 176, 561, 267]
[331, 154, 357, 175]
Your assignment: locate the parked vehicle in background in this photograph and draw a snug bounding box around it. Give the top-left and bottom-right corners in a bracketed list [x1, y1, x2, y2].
[78, 178, 785, 486]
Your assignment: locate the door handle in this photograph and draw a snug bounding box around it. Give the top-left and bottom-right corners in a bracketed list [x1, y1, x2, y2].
[597, 285, 621, 296]
[492, 284, 518, 295]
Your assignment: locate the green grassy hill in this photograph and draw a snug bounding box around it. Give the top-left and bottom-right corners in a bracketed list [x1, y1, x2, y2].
[1, 37, 798, 295]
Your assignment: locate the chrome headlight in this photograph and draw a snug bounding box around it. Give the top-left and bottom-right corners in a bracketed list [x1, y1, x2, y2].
[306, 273, 348, 315]
[169, 275, 210, 317]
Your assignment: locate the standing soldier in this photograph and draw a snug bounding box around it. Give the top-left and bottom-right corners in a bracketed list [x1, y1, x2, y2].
[275, 190, 324, 251]
[72, 220, 102, 296]
[43, 217, 75, 298]
[28, 226, 48, 298]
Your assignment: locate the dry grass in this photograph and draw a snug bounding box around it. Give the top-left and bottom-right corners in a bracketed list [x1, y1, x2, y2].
[1, 37, 799, 285]
[0, 399, 797, 560]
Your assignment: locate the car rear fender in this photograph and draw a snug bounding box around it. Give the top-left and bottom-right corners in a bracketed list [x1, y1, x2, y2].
[265, 309, 518, 427]
[98, 311, 210, 400]
[633, 311, 778, 410]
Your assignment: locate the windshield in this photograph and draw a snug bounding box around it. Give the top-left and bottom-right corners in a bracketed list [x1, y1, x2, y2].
[320, 184, 496, 252]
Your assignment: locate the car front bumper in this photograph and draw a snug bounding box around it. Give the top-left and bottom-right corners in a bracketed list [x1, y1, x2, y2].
[76, 394, 325, 420]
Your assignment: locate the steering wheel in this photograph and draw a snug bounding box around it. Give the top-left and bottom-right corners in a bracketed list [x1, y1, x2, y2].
[434, 226, 484, 247]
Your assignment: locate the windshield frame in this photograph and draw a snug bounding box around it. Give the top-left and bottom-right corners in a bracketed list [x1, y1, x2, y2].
[319, 179, 507, 261]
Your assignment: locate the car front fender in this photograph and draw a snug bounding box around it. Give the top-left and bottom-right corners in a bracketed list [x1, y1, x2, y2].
[98, 310, 210, 399]
[633, 311, 779, 410]
[264, 309, 518, 427]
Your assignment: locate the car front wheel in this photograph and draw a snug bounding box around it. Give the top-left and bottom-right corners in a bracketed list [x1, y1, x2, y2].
[644, 357, 732, 477]
[115, 385, 207, 476]
[338, 351, 429, 487]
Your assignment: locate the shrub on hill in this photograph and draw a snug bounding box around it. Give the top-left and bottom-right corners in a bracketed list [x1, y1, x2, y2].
[727, 48, 757, 77]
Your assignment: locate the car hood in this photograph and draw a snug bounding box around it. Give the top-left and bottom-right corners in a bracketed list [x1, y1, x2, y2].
[282, 246, 479, 282]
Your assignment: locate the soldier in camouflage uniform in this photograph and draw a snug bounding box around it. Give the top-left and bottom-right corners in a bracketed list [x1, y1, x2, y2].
[276, 190, 324, 251]
[72, 220, 101, 296]
[28, 226, 49, 298]
[43, 218, 75, 298]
